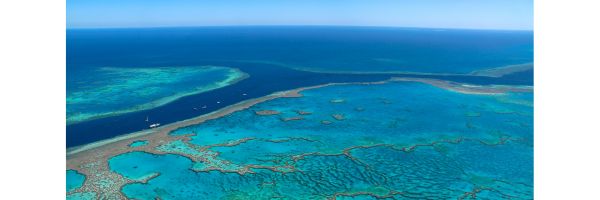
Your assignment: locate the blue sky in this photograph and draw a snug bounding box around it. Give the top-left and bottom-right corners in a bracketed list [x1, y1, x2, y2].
[67, 0, 533, 30]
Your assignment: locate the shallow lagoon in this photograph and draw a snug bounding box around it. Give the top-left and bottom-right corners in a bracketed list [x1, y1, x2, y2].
[66, 66, 246, 124]
[104, 81, 532, 199]
[66, 170, 85, 192]
[128, 140, 148, 147]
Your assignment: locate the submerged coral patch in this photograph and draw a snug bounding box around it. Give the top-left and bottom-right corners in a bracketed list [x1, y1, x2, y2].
[66, 66, 247, 124]
[66, 192, 96, 200]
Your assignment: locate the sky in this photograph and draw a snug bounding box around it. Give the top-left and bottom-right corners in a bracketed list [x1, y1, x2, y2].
[67, 0, 533, 30]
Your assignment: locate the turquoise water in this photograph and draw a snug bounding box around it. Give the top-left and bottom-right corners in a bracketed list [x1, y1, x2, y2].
[66, 66, 245, 124]
[66, 192, 96, 200]
[128, 140, 149, 147]
[106, 82, 532, 199]
[66, 170, 86, 192]
[109, 152, 190, 182]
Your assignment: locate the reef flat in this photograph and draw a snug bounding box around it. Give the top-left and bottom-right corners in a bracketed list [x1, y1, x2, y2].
[242, 60, 535, 78]
[391, 77, 533, 95]
[470, 63, 534, 78]
[66, 66, 247, 124]
[67, 77, 532, 199]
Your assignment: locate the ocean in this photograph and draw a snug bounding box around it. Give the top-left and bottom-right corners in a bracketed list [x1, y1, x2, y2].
[67, 26, 533, 147]
[67, 26, 534, 199]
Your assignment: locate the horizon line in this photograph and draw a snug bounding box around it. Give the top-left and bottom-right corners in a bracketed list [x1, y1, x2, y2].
[66, 24, 533, 32]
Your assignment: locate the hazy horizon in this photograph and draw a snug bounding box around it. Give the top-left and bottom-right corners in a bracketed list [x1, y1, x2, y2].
[66, 24, 534, 32]
[67, 0, 533, 30]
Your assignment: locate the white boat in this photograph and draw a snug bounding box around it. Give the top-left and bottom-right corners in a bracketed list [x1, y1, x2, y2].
[149, 123, 160, 128]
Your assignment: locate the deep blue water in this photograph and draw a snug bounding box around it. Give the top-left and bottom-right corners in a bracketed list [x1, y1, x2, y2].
[68, 26, 532, 74]
[67, 26, 533, 147]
